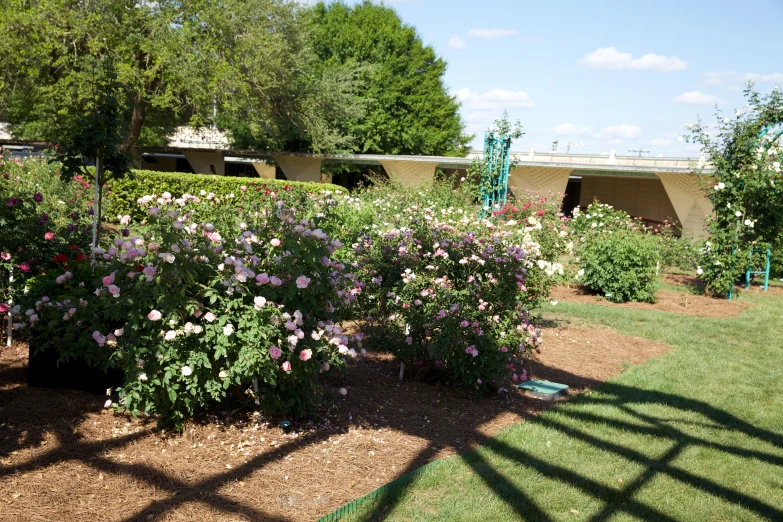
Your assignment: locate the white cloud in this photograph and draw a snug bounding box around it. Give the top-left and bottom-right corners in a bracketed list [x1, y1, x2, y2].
[467, 28, 517, 39]
[650, 138, 673, 146]
[448, 35, 467, 50]
[455, 88, 534, 111]
[744, 72, 783, 83]
[702, 71, 783, 90]
[674, 91, 723, 105]
[600, 125, 642, 139]
[578, 46, 688, 72]
[553, 123, 592, 136]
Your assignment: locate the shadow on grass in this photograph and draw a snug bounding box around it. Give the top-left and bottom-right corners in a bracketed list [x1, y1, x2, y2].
[352, 372, 783, 522]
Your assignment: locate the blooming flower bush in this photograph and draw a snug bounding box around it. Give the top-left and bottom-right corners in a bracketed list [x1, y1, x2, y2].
[26, 192, 363, 427]
[353, 207, 553, 393]
[0, 156, 92, 317]
[686, 87, 783, 296]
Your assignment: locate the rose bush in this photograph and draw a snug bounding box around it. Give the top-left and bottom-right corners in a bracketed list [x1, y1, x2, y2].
[26, 191, 363, 428]
[686, 87, 783, 297]
[352, 205, 555, 393]
[0, 155, 93, 321]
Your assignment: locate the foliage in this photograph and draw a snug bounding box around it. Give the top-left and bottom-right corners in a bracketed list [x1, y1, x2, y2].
[579, 230, 661, 303]
[658, 231, 703, 271]
[686, 86, 783, 296]
[107, 170, 332, 222]
[0, 156, 93, 314]
[306, 1, 471, 156]
[0, 0, 364, 154]
[24, 192, 363, 428]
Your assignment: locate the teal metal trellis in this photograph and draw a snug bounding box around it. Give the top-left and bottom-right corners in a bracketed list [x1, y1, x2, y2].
[745, 245, 772, 291]
[479, 131, 512, 218]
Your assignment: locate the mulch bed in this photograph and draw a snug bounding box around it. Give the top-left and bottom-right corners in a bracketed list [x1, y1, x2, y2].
[0, 323, 671, 522]
[662, 272, 783, 297]
[551, 283, 752, 318]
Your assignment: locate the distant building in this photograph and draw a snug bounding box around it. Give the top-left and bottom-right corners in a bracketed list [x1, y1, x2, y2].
[1, 126, 712, 238]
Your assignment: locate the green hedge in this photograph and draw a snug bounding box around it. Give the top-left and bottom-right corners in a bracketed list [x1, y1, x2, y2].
[107, 170, 335, 220]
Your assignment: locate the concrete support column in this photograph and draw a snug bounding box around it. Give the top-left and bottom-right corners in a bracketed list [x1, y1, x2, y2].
[252, 162, 276, 179]
[271, 155, 322, 183]
[379, 160, 440, 187]
[657, 172, 713, 238]
[183, 151, 224, 175]
[508, 166, 571, 198]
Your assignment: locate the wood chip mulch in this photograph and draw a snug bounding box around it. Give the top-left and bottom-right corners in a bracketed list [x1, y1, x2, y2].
[551, 282, 752, 318]
[0, 322, 671, 522]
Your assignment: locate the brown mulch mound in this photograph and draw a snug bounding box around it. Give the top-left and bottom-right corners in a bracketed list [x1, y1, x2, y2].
[0, 326, 671, 522]
[551, 284, 752, 318]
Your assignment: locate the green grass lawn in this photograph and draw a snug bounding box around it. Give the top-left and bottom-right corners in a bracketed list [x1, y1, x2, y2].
[341, 288, 783, 521]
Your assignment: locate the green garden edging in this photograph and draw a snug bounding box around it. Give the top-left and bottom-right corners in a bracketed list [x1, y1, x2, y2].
[317, 458, 445, 522]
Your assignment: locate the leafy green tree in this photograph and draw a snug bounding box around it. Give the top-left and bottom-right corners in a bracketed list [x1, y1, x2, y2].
[49, 57, 134, 250]
[0, 0, 363, 153]
[306, 1, 471, 156]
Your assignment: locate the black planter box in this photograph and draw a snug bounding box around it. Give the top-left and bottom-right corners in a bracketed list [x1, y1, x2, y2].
[28, 340, 125, 395]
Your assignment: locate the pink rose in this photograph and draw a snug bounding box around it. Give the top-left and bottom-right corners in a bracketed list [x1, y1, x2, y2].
[44, 232, 55, 241]
[270, 238, 281, 247]
[282, 361, 292, 372]
[0, 252, 10, 261]
[204, 312, 216, 322]
[255, 273, 270, 285]
[299, 349, 312, 361]
[269, 346, 282, 359]
[0, 303, 8, 314]
[147, 310, 162, 321]
[102, 274, 115, 286]
[295, 276, 310, 289]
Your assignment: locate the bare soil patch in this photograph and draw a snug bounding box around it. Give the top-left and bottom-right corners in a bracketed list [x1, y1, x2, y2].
[551, 284, 752, 318]
[0, 325, 671, 522]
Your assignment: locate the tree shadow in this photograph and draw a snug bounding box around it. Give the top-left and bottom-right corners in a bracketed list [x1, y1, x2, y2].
[4, 348, 783, 521]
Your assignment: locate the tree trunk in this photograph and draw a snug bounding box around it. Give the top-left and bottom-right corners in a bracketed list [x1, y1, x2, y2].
[121, 93, 146, 158]
[91, 155, 102, 256]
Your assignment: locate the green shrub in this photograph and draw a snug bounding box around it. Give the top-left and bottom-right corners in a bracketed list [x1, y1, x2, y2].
[579, 231, 661, 303]
[107, 170, 334, 221]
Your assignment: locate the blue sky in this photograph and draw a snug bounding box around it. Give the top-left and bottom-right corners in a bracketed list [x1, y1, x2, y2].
[345, 0, 782, 157]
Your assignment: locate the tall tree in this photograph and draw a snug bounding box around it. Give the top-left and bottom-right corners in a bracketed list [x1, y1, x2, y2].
[307, 1, 472, 157]
[0, 0, 363, 153]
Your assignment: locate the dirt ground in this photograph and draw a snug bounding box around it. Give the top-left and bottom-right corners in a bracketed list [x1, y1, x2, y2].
[0, 319, 672, 522]
[551, 280, 753, 318]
